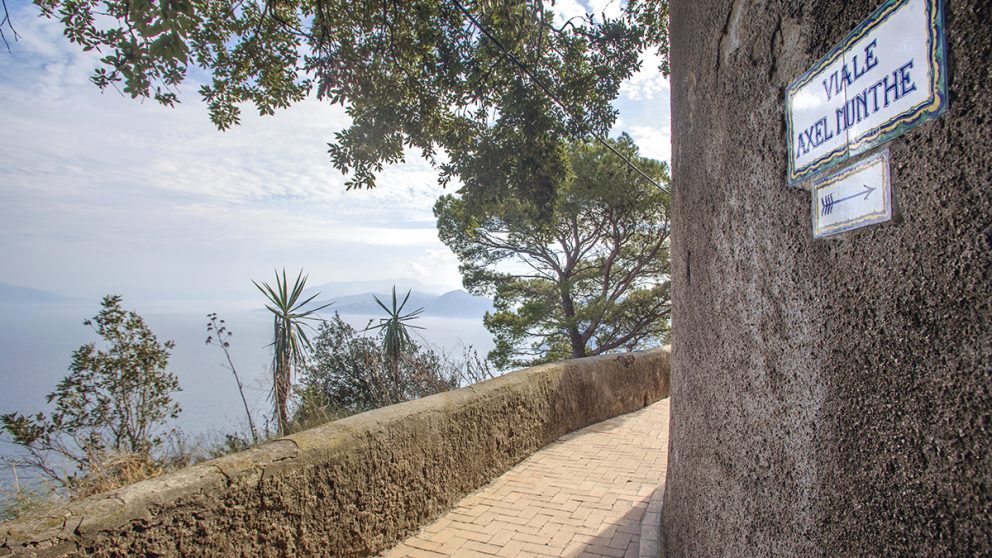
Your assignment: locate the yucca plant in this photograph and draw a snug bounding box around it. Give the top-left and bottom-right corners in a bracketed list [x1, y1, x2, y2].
[253, 270, 331, 435]
[366, 287, 425, 404]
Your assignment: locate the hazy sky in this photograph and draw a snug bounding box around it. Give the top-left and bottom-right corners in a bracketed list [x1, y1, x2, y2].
[0, 0, 671, 303]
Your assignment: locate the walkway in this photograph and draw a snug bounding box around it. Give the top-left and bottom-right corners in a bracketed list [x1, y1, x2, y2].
[381, 398, 670, 558]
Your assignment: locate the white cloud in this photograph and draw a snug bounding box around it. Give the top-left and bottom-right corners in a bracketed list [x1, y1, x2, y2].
[620, 50, 671, 101]
[552, 0, 588, 25]
[586, 0, 623, 19]
[0, 5, 455, 301]
[404, 249, 463, 291]
[553, 0, 623, 25]
[627, 125, 672, 163]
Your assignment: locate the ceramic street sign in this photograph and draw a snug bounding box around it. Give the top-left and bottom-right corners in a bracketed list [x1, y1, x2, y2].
[786, 0, 948, 186]
[812, 150, 892, 238]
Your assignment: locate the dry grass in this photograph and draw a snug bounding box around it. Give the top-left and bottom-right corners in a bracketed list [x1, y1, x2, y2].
[71, 452, 165, 499]
[0, 464, 62, 522]
[0, 486, 60, 522]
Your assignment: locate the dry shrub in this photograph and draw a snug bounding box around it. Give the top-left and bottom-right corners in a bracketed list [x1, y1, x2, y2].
[72, 452, 163, 498]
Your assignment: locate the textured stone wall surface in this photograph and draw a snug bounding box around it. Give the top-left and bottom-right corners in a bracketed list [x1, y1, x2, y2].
[1, 349, 670, 557]
[664, 0, 990, 556]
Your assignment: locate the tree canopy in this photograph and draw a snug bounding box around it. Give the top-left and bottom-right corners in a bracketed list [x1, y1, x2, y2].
[20, 0, 668, 211]
[435, 135, 671, 369]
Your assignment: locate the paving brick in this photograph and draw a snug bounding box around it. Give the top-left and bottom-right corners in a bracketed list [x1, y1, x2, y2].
[379, 399, 670, 558]
[486, 529, 515, 548]
[521, 541, 566, 556]
[406, 538, 445, 553]
[584, 544, 627, 558]
[448, 521, 491, 537]
[508, 522, 544, 536]
[461, 539, 505, 555]
[498, 538, 527, 556]
[547, 527, 575, 549]
[510, 531, 552, 546]
[606, 532, 632, 550]
[437, 535, 469, 555]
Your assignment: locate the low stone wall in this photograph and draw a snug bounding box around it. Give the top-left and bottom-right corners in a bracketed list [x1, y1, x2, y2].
[1, 348, 670, 557]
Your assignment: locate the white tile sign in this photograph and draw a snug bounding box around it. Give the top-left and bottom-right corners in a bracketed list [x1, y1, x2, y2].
[786, 0, 948, 185]
[812, 150, 892, 238]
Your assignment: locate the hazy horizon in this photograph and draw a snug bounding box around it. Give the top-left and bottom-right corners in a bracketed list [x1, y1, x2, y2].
[0, 300, 495, 493]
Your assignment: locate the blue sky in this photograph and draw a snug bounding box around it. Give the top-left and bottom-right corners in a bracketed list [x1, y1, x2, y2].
[0, 0, 671, 303]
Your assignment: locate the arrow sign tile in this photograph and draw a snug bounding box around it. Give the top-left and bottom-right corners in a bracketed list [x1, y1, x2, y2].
[820, 184, 876, 216]
[812, 150, 892, 238]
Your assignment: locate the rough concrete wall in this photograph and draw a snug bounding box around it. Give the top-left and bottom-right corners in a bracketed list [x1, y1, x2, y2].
[663, 0, 991, 555]
[1, 349, 670, 557]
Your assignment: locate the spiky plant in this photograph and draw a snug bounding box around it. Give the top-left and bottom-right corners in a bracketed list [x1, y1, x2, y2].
[253, 270, 331, 435]
[366, 287, 424, 403]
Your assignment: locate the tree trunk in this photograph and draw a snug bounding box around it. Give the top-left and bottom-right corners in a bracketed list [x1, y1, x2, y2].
[275, 353, 290, 436]
[560, 284, 585, 358]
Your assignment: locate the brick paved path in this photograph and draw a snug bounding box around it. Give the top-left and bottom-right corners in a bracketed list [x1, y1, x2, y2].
[381, 398, 670, 558]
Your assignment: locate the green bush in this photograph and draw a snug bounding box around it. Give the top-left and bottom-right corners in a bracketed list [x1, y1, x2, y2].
[295, 313, 460, 419]
[1, 295, 181, 494]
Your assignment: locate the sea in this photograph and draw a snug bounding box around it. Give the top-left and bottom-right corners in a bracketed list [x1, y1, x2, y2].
[0, 301, 493, 497]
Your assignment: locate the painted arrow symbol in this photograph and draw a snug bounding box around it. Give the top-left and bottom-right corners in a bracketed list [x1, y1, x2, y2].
[820, 184, 876, 216]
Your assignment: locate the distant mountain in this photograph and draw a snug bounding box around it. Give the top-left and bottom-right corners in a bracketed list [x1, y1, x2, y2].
[0, 282, 76, 303]
[302, 278, 447, 299]
[309, 291, 438, 316]
[427, 290, 495, 317]
[301, 289, 492, 320]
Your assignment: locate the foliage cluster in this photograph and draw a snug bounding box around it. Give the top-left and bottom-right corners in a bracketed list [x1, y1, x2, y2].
[14, 0, 669, 213]
[295, 313, 456, 420]
[436, 136, 672, 369]
[293, 292, 496, 426]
